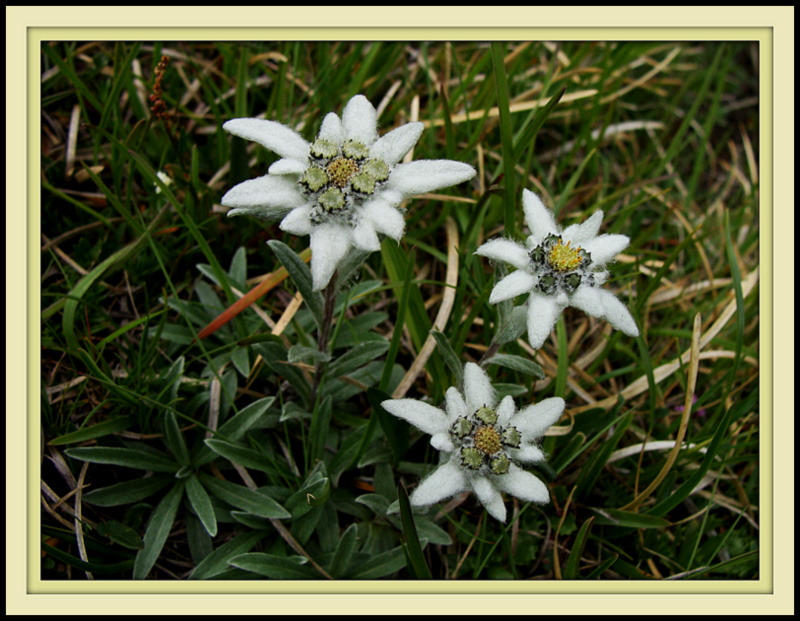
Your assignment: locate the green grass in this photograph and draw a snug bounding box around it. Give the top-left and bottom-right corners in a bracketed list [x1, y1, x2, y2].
[41, 40, 759, 581]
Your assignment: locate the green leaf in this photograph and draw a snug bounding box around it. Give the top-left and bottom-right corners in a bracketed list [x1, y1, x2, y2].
[484, 353, 545, 379]
[327, 339, 389, 379]
[41, 542, 134, 575]
[346, 545, 407, 579]
[196, 396, 276, 466]
[228, 553, 323, 579]
[133, 481, 185, 579]
[329, 523, 359, 579]
[367, 387, 409, 464]
[590, 508, 671, 529]
[267, 240, 324, 329]
[397, 482, 432, 579]
[95, 519, 144, 550]
[189, 529, 266, 580]
[82, 475, 173, 507]
[430, 330, 464, 386]
[563, 516, 595, 579]
[199, 474, 291, 519]
[65, 447, 179, 473]
[49, 416, 134, 446]
[492, 303, 527, 345]
[163, 411, 190, 468]
[185, 475, 218, 537]
[308, 395, 333, 466]
[203, 439, 284, 477]
[288, 345, 331, 365]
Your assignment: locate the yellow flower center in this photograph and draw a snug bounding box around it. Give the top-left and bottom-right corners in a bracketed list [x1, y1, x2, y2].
[548, 239, 583, 272]
[326, 157, 360, 188]
[473, 426, 503, 455]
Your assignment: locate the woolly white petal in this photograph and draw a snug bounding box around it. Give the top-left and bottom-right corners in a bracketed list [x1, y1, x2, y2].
[279, 205, 314, 236]
[475, 238, 532, 270]
[526, 292, 563, 350]
[445, 386, 469, 423]
[463, 362, 496, 412]
[342, 95, 378, 145]
[562, 210, 604, 245]
[522, 189, 557, 244]
[369, 122, 425, 166]
[410, 460, 468, 508]
[317, 112, 344, 144]
[511, 397, 565, 439]
[309, 224, 352, 291]
[471, 475, 507, 522]
[509, 444, 547, 463]
[380, 399, 449, 436]
[489, 270, 538, 304]
[386, 160, 476, 197]
[222, 174, 305, 217]
[496, 395, 516, 427]
[569, 284, 605, 319]
[430, 433, 455, 453]
[362, 199, 405, 239]
[223, 119, 309, 164]
[268, 158, 306, 176]
[595, 288, 640, 337]
[583, 234, 630, 267]
[494, 465, 550, 505]
[350, 220, 382, 252]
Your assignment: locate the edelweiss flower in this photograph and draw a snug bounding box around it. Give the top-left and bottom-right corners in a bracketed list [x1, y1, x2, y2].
[221, 95, 476, 291]
[382, 363, 563, 522]
[475, 189, 639, 349]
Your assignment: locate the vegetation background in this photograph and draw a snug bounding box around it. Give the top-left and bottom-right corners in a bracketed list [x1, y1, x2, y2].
[40, 40, 760, 581]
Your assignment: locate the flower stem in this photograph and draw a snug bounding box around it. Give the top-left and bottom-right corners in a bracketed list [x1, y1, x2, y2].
[478, 341, 502, 366]
[311, 271, 338, 403]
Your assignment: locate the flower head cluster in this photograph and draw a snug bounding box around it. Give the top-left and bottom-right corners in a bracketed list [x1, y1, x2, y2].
[222, 95, 476, 291]
[382, 363, 564, 522]
[476, 189, 639, 349]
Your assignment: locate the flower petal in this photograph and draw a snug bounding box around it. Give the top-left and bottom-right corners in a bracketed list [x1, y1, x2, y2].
[268, 158, 306, 176]
[475, 238, 532, 270]
[583, 234, 630, 267]
[430, 433, 455, 453]
[509, 444, 547, 463]
[496, 395, 516, 427]
[279, 205, 314, 236]
[342, 95, 378, 145]
[380, 399, 449, 436]
[522, 189, 557, 244]
[562, 210, 604, 245]
[445, 386, 469, 423]
[494, 464, 550, 505]
[471, 474, 506, 522]
[317, 112, 344, 144]
[595, 287, 640, 336]
[569, 283, 605, 319]
[463, 362, 496, 412]
[369, 122, 425, 166]
[362, 199, 405, 239]
[223, 119, 309, 164]
[222, 174, 306, 219]
[511, 396, 565, 439]
[526, 291, 563, 349]
[410, 460, 468, 508]
[350, 220, 382, 252]
[386, 160, 476, 197]
[489, 270, 537, 304]
[309, 224, 352, 291]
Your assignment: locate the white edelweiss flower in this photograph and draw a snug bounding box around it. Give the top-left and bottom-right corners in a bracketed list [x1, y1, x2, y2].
[381, 362, 564, 523]
[221, 94, 476, 291]
[475, 189, 639, 349]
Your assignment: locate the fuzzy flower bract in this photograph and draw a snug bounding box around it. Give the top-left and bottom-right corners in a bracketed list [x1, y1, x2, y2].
[382, 362, 564, 523]
[222, 95, 476, 291]
[476, 189, 639, 349]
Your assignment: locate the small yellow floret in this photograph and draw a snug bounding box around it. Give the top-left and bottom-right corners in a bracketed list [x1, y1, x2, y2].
[473, 426, 502, 455]
[326, 158, 360, 188]
[548, 240, 583, 272]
